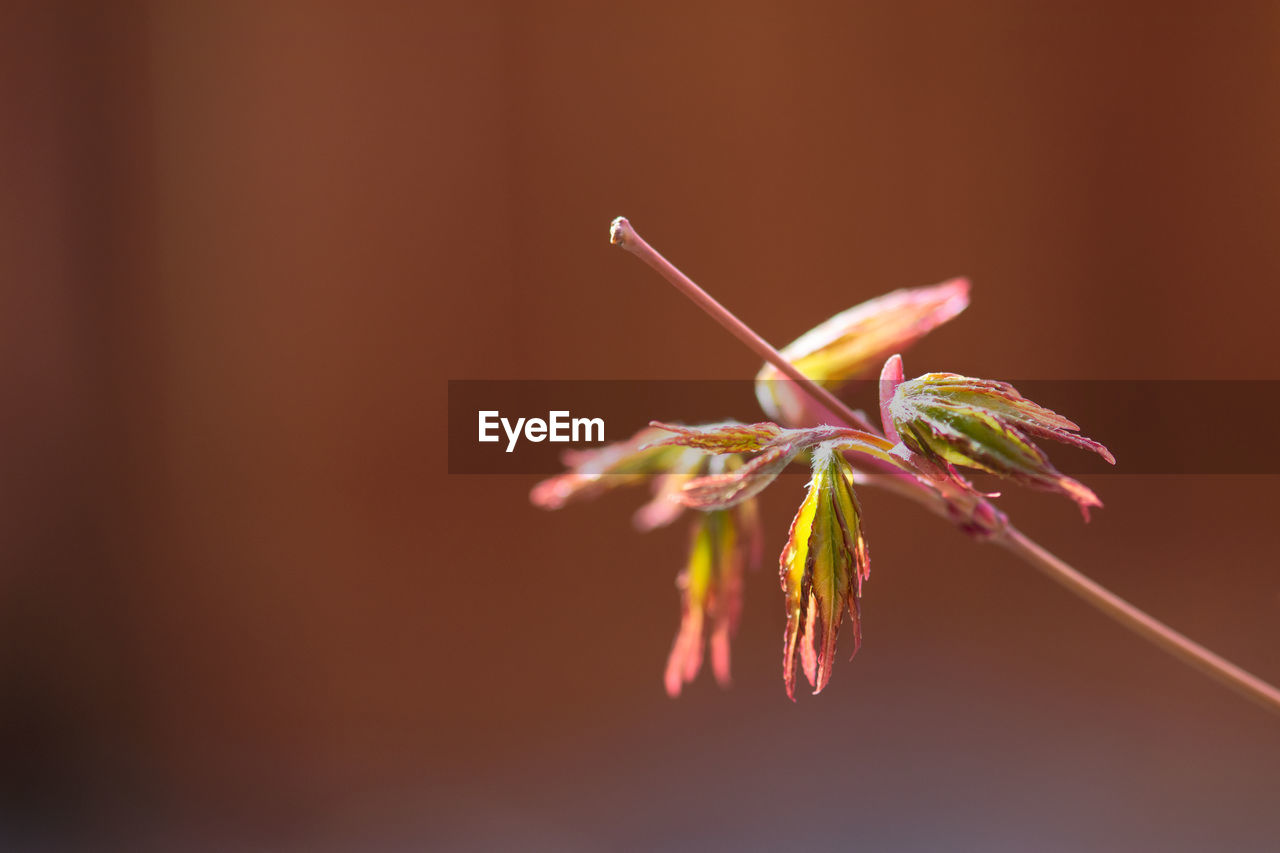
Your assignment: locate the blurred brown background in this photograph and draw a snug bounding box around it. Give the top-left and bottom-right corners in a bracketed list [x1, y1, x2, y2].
[3, 1, 1279, 850]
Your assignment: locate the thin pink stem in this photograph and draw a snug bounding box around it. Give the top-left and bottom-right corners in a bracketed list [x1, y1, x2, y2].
[610, 215, 1280, 717]
[998, 527, 1280, 716]
[609, 217, 879, 435]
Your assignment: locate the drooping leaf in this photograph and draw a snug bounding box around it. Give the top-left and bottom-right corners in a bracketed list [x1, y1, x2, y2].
[664, 502, 761, 697]
[779, 444, 871, 699]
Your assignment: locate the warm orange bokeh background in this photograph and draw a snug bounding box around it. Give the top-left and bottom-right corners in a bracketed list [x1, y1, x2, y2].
[4, 2, 1279, 849]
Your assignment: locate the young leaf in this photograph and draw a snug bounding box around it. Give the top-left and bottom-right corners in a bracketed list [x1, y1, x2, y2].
[665, 502, 761, 696]
[889, 373, 1115, 518]
[779, 444, 871, 699]
[756, 279, 970, 426]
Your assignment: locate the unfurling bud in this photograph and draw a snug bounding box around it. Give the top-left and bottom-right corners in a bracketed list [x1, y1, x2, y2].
[755, 279, 970, 426]
[888, 373, 1115, 518]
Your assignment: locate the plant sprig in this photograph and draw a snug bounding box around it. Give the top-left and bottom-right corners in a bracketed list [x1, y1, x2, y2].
[532, 217, 1280, 714]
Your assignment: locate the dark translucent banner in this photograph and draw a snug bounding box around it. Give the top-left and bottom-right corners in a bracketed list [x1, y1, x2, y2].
[447, 380, 1277, 475]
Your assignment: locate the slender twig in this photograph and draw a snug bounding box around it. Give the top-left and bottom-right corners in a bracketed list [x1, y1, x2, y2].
[998, 527, 1280, 715]
[610, 217, 879, 434]
[610, 215, 1280, 717]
